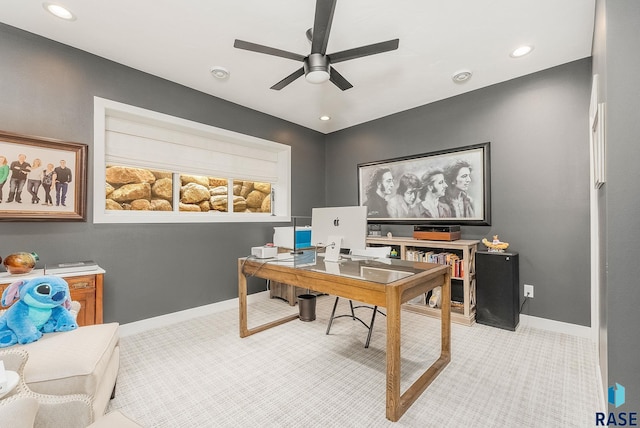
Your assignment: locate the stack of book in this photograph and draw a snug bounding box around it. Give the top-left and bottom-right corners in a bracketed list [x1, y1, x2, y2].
[451, 258, 464, 278]
[44, 260, 98, 275]
[405, 250, 463, 278]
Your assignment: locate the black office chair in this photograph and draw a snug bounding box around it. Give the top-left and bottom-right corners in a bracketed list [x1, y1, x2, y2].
[325, 246, 391, 348]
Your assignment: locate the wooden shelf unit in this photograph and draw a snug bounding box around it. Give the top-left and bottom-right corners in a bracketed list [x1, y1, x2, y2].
[0, 268, 104, 326]
[367, 236, 478, 326]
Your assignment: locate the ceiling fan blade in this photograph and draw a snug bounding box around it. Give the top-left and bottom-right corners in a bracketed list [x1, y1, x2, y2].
[329, 67, 353, 91]
[329, 39, 400, 64]
[311, 0, 337, 55]
[234, 39, 305, 62]
[270, 67, 305, 90]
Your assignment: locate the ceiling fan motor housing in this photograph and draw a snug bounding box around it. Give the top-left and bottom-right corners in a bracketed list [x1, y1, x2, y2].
[304, 53, 330, 83]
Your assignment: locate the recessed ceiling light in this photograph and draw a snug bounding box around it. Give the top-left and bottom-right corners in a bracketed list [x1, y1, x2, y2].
[210, 66, 230, 79]
[511, 45, 534, 58]
[452, 70, 472, 83]
[43, 3, 76, 21]
[319, 115, 331, 121]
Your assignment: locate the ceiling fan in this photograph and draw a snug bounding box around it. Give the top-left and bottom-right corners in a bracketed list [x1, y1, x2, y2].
[233, 0, 399, 91]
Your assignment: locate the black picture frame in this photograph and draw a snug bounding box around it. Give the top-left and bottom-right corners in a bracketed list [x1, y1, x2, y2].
[357, 142, 491, 226]
[0, 130, 88, 221]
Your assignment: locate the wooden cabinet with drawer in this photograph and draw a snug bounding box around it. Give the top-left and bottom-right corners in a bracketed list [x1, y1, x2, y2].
[0, 268, 104, 326]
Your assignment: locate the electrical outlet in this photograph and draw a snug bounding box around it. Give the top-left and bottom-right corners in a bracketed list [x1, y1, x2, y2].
[524, 284, 534, 299]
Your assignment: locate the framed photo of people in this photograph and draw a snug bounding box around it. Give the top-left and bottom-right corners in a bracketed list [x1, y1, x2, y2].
[357, 142, 491, 225]
[0, 130, 87, 221]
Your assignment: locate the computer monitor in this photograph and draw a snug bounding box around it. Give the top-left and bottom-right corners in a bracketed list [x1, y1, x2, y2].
[311, 206, 368, 261]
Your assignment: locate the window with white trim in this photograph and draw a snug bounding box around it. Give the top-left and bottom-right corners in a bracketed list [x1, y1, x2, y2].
[93, 97, 291, 223]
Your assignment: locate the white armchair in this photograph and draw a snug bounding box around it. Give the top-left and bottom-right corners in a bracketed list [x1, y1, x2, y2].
[0, 302, 120, 427]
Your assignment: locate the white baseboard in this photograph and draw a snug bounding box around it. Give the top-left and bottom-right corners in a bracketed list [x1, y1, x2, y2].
[119, 291, 270, 337]
[519, 314, 593, 340]
[119, 293, 594, 342]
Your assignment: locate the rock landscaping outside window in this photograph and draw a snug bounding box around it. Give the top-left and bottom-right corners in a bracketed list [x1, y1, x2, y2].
[105, 165, 271, 213]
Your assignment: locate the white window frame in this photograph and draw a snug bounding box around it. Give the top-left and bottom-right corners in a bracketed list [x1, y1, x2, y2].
[93, 97, 291, 224]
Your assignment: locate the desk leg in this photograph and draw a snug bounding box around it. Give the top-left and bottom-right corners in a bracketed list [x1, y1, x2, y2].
[238, 260, 300, 338]
[440, 272, 452, 359]
[386, 272, 452, 422]
[386, 284, 402, 421]
[238, 260, 250, 337]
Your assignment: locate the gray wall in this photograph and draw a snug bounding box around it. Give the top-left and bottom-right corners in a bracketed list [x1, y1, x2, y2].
[593, 0, 640, 411]
[0, 24, 326, 323]
[325, 58, 593, 326]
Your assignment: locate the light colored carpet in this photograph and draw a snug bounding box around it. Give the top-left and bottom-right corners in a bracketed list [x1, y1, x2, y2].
[108, 295, 604, 427]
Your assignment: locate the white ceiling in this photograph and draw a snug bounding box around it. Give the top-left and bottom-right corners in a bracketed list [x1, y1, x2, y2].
[1, 1, 595, 134]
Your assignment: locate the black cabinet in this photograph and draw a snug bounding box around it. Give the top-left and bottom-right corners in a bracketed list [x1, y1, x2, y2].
[476, 251, 520, 330]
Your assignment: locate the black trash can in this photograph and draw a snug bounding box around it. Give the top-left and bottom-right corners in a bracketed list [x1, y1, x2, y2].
[298, 294, 316, 322]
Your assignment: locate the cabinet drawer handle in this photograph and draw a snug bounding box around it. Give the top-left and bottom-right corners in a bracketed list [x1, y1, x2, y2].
[71, 282, 90, 289]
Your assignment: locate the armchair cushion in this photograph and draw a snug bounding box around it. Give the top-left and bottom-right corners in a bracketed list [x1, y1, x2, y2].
[15, 323, 119, 398]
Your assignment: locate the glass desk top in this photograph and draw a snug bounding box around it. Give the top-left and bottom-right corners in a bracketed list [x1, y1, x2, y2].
[256, 250, 428, 284]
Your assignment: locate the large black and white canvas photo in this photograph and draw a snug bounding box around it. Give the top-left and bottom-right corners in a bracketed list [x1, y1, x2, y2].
[358, 142, 491, 225]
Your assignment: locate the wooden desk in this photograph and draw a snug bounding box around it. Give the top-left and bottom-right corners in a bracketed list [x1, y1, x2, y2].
[0, 268, 105, 326]
[238, 255, 451, 422]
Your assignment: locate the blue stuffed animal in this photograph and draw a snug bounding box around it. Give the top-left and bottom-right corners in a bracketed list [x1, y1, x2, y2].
[0, 275, 78, 348]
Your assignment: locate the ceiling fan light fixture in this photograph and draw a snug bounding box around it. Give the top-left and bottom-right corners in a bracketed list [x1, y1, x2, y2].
[304, 53, 330, 84]
[306, 70, 330, 84]
[452, 70, 472, 83]
[43, 2, 76, 20]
